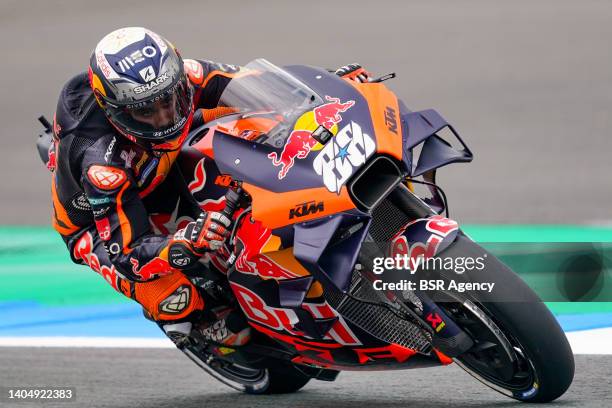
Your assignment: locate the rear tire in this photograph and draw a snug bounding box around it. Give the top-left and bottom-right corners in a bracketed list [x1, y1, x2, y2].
[179, 341, 310, 394]
[246, 363, 311, 394]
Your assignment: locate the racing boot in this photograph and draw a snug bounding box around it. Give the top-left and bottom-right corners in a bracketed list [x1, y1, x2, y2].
[162, 321, 193, 348]
[197, 306, 251, 346]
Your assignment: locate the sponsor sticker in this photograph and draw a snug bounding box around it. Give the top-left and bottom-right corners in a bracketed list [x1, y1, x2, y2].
[289, 200, 324, 219]
[130, 257, 174, 280]
[71, 194, 91, 211]
[139, 65, 156, 82]
[384, 106, 398, 134]
[268, 95, 355, 179]
[88, 197, 111, 205]
[95, 217, 111, 241]
[116, 45, 158, 73]
[104, 137, 116, 162]
[120, 149, 137, 168]
[93, 206, 110, 218]
[87, 165, 127, 190]
[108, 243, 121, 255]
[133, 72, 169, 94]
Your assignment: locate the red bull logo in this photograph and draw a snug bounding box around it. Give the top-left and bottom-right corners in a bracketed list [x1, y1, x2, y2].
[234, 217, 300, 279]
[268, 95, 355, 180]
[130, 257, 174, 280]
[314, 96, 355, 130]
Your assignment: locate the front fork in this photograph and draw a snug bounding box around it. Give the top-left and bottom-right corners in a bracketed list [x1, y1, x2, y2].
[357, 238, 473, 358]
[406, 290, 473, 357]
[361, 266, 473, 358]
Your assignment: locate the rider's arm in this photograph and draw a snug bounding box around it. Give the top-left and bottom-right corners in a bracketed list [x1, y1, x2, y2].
[80, 151, 230, 281]
[184, 59, 246, 109]
[80, 158, 177, 281]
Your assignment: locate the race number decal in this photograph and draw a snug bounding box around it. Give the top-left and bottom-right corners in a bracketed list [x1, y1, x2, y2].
[313, 121, 375, 193]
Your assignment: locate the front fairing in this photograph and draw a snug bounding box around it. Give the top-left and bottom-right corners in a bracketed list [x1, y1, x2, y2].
[213, 62, 384, 193]
[178, 61, 478, 368]
[183, 60, 474, 292]
[189, 59, 473, 226]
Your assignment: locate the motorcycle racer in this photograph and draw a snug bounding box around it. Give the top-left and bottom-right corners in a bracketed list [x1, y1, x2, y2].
[48, 26, 369, 345]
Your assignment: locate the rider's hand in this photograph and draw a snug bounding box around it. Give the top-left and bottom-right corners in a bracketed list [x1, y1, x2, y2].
[335, 63, 371, 83]
[168, 211, 231, 269]
[190, 211, 231, 251]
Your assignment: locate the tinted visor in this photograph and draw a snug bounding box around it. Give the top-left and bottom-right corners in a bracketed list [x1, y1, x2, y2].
[105, 78, 193, 141]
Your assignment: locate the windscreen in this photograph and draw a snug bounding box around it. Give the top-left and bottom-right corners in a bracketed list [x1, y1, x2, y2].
[217, 59, 323, 146]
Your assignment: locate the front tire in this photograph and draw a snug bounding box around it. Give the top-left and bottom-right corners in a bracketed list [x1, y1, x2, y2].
[436, 235, 574, 402]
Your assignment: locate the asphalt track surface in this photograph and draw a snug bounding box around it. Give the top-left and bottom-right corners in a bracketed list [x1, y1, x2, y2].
[0, 348, 608, 408]
[1, 0, 612, 224]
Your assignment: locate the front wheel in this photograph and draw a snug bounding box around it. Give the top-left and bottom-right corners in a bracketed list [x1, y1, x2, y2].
[435, 235, 574, 402]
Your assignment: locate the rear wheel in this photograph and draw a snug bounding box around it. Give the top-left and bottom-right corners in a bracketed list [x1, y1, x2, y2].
[180, 343, 310, 394]
[248, 363, 311, 394]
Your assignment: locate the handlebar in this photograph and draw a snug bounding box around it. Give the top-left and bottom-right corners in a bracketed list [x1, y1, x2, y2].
[220, 184, 247, 267]
[221, 186, 243, 223]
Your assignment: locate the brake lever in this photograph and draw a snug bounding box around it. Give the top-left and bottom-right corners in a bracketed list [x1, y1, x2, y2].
[370, 72, 396, 83]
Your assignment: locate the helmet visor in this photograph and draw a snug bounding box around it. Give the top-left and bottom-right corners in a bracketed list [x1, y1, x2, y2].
[103, 78, 193, 141]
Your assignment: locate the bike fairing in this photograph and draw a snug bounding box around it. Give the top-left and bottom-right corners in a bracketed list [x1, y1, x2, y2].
[182, 60, 457, 367]
[169, 60, 573, 403]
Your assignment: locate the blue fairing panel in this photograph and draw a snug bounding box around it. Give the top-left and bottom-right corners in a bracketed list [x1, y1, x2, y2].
[293, 213, 371, 293]
[400, 109, 473, 177]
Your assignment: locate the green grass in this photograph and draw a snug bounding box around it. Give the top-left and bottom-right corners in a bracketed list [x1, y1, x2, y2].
[1, 225, 611, 309]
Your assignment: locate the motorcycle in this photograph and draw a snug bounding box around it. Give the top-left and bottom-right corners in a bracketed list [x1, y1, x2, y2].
[37, 59, 574, 402]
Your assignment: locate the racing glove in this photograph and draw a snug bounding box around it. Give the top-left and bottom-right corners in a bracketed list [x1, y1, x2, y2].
[168, 211, 231, 269]
[335, 63, 371, 83]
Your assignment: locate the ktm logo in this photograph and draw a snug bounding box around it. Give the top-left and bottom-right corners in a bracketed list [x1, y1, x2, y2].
[384, 106, 398, 134]
[214, 175, 233, 187]
[87, 166, 127, 190]
[289, 201, 324, 219]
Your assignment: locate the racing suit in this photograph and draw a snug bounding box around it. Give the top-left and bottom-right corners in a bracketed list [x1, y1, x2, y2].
[50, 59, 243, 323]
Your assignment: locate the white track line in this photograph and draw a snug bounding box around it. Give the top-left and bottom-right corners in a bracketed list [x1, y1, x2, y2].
[0, 328, 610, 354]
[565, 327, 612, 355]
[0, 336, 174, 348]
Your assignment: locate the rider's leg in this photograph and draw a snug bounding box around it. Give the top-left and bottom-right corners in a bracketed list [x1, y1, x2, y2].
[70, 228, 249, 346]
[70, 229, 204, 324]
